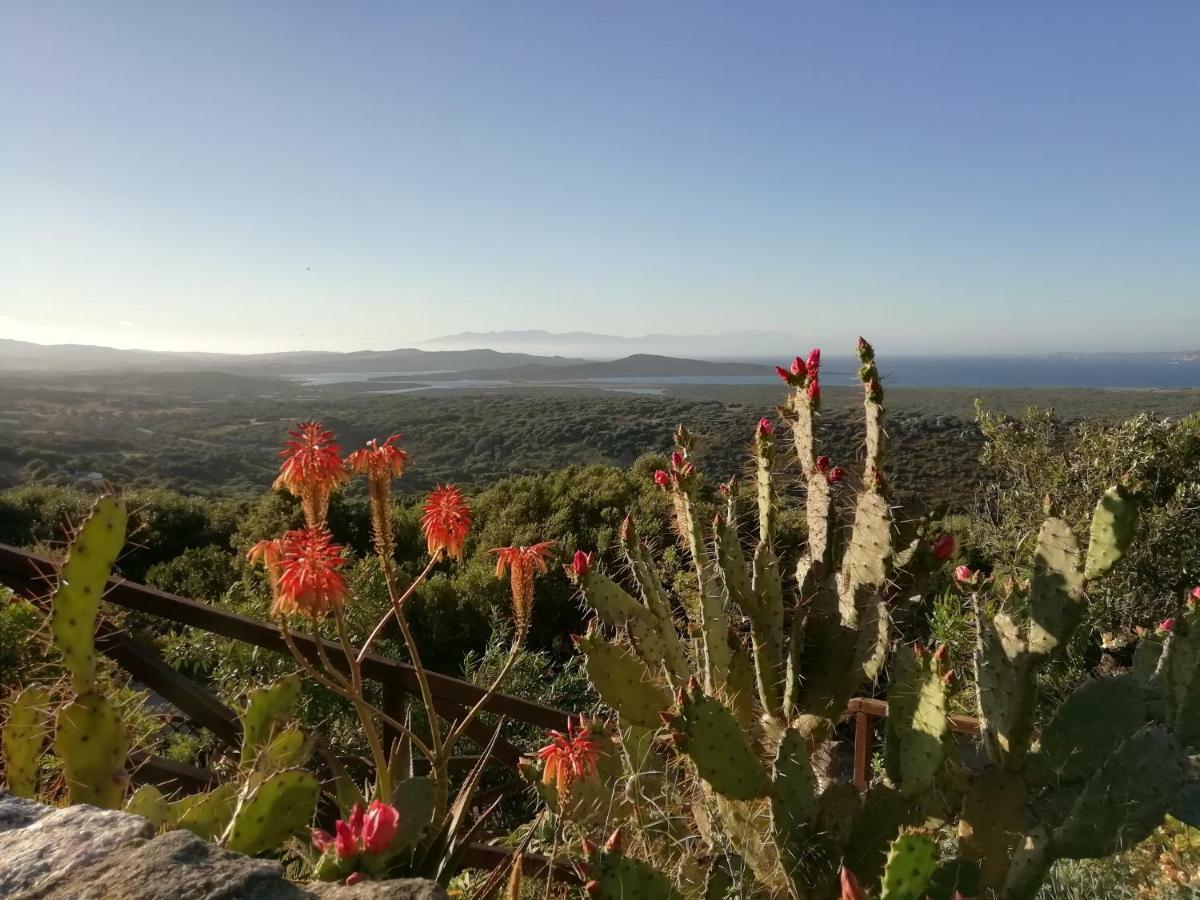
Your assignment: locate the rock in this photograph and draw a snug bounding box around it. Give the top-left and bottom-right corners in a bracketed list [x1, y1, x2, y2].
[0, 799, 153, 897]
[0, 793, 447, 900]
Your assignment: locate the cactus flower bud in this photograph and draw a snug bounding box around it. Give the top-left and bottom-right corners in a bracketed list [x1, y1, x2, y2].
[955, 565, 979, 585]
[775, 365, 792, 383]
[653, 469, 670, 488]
[932, 643, 949, 662]
[1190, 586, 1200, 604]
[658, 709, 675, 725]
[345, 872, 364, 886]
[581, 837, 596, 856]
[806, 378, 821, 404]
[571, 550, 592, 579]
[670, 450, 685, 469]
[686, 674, 700, 694]
[839, 866, 867, 900]
[585, 881, 602, 896]
[1157, 617, 1175, 633]
[806, 348, 821, 374]
[815, 455, 831, 473]
[311, 828, 334, 853]
[913, 643, 926, 658]
[757, 417, 774, 437]
[791, 355, 806, 377]
[942, 669, 958, 686]
[930, 533, 956, 561]
[619, 515, 637, 544]
[827, 466, 845, 484]
[604, 827, 623, 853]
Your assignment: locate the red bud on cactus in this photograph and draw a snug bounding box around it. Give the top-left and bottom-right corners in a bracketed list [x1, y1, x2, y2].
[345, 872, 364, 886]
[791, 355, 806, 377]
[570, 633, 582, 646]
[943, 669, 958, 686]
[585, 881, 602, 896]
[827, 466, 845, 484]
[807, 378, 821, 403]
[670, 450, 685, 469]
[807, 348, 821, 373]
[913, 642, 926, 658]
[839, 866, 867, 900]
[682, 462, 696, 478]
[619, 515, 636, 544]
[659, 710, 675, 725]
[815, 455, 831, 473]
[757, 417, 774, 437]
[1158, 617, 1175, 633]
[1190, 586, 1200, 605]
[604, 828, 623, 853]
[930, 533, 956, 561]
[686, 674, 700, 694]
[775, 365, 792, 383]
[571, 550, 592, 578]
[581, 837, 596, 856]
[955, 565, 979, 586]
[933, 643, 949, 662]
[653, 469, 670, 488]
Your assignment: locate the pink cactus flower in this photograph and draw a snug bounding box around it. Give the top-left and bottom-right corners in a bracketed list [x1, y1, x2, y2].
[333, 819, 357, 859]
[653, 469, 670, 487]
[930, 533, 957, 561]
[757, 417, 774, 436]
[311, 828, 334, 853]
[955, 565, 979, 585]
[1157, 617, 1175, 633]
[360, 800, 399, 854]
[775, 365, 791, 383]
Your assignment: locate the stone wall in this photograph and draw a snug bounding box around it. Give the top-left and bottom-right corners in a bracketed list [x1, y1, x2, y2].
[0, 793, 446, 899]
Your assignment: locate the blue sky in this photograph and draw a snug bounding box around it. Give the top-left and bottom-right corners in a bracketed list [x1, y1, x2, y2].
[1, 2, 1197, 354]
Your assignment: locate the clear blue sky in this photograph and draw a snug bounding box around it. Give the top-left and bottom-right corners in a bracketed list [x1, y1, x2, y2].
[1, 2, 1197, 354]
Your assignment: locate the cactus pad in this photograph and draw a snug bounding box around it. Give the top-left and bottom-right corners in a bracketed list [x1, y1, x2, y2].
[225, 767, 320, 855]
[125, 784, 171, 828]
[880, 831, 937, 900]
[667, 687, 771, 800]
[585, 845, 682, 900]
[1052, 726, 1186, 859]
[389, 776, 437, 849]
[1033, 674, 1145, 786]
[578, 632, 673, 730]
[50, 495, 127, 692]
[579, 570, 669, 674]
[2, 685, 51, 798]
[239, 674, 302, 764]
[1027, 517, 1085, 657]
[54, 691, 128, 809]
[885, 645, 949, 798]
[1083, 484, 1137, 581]
[173, 782, 237, 840]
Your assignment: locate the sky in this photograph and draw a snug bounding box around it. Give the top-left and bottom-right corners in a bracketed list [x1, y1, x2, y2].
[1, 2, 1198, 355]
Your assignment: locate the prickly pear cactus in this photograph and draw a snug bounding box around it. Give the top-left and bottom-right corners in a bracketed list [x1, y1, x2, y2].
[54, 691, 129, 808]
[580, 831, 682, 900]
[225, 768, 320, 856]
[2, 684, 52, 798]
[125, 784, 171, 828]
[880, 831, 937, 900]
[240, 674, 302, 764]
[50, 495, 127, 693]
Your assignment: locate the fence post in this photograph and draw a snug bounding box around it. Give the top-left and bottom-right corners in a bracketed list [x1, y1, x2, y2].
[853, 710, 870, 791]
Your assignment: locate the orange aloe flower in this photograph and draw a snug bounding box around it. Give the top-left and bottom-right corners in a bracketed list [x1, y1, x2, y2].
[491, 541, 555, 635]
[271, 527, 349, 620]
[347, 435, 408, 561]
[536, 717, 601, 796]
[421, 485, 472, 562]
[274, 421, 349, 528]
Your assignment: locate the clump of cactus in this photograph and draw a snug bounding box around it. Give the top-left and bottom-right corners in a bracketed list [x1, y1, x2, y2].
[535, 339, 1198, 899]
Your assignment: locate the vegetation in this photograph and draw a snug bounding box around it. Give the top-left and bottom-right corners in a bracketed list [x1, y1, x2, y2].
[1, 344, 1199, 897]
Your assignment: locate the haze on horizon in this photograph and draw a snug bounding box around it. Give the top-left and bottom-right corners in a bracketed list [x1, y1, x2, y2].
[1, 2, 1197, 356]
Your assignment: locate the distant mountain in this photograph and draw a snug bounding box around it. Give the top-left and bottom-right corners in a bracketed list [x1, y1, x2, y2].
[0, 339, 587, 374]
[420, 329, 806, 360]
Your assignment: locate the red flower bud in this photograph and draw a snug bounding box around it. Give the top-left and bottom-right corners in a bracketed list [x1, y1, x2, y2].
[942, 669, 958, 686]
[791, 355, 806, 377]
[581, 837, 597, 856]
[840, 866, 867, 900]
[757, 417, 774, 437]
[670, 450, 685, 469]
[827, 466, 845, 484]
[775, 365, 792, 383]
[1158, 617, 1175, 633]
[345, 872, 364, 886]
[932, 643, 949, 662]
[585, 881, 602, 896]
[571, 550, 592, 578]
[604, 827, 623, 853]
[311, 828, 334, 853]
[653, 469, 670, 488]
[815, 455, 831, 473]
[806, 348, 821, 374]
[807, 378, 821, 404]
[955, 565, 979, 586]
[1190, 586, 1200, 604]
[930, 533, 956, 561]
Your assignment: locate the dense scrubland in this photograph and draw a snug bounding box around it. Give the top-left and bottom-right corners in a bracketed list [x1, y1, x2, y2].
[2, 362, 1200, 898]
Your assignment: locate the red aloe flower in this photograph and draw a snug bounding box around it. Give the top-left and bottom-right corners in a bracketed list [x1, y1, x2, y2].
[274, 421, 349, 527]
[537, 717, 601, 795]
[492, 542, 556, 635]
[345, 434, 408, 480]
[421, 485, 472, 562]
[930, 533, 957, 561]
[273, 527, 349, 620]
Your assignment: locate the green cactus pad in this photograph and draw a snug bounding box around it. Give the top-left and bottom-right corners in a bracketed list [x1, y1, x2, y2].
[1083, 484, 1137, 581]
[1052, 726, 1187, 859]
[389, 776, 437, 849]
[586, 847, 682, 900]
[880, 831, 937, 900]
[50, 494, 127, 692]
[770, 728, 816, 874]
[622, 538, 690, 683]
[2, 685, 51, 798]
[669, 690, 771, 800]
[974, 603, 1036, 764]
[714, 517, 753, 613]
[172, 782, 237, 840]
[578, 633, 673, 730]
[225, 768, 320, 856]
[239, 674, 302, 765]
[959, 768, 1028, 894]
[1027, 517, 1085, 658]
[250, 726, 311, 779]
[1162, 612, 1200, 745]
[54, 691, 128, 809]
[886, 645, 949, 798]
[125, 784, 171, 828]
[841, 490, 894, 618]
[581, 571, 669, 674]
[1034, 674, 1145, 786]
